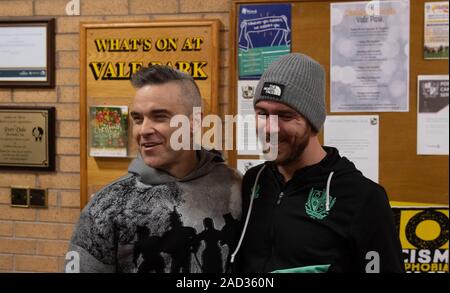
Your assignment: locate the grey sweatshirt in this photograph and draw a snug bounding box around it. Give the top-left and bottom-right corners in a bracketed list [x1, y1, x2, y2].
[67, 150, 242, 273]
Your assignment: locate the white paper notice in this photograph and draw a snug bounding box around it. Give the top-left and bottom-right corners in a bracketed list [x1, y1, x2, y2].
[0, 27, 47, 81]
[330, 1, 410, 112]
[237, 159, 265, 175]
[417, 75, 449, 155]
[237, 80, 263, 155]
[0, 27, 46, 68]
[324, 115, 379, 183]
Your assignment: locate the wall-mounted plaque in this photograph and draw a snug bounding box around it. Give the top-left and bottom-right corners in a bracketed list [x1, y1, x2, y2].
[0, 18, 55, 88]
[0, 106, 55, 171]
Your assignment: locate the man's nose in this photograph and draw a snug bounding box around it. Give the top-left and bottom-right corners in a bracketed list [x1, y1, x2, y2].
[139, 117, 156, 136]
[263, 115, 279, 134]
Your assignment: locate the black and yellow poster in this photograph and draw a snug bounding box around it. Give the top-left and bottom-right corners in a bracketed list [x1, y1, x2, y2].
[393, 206, 449, 273]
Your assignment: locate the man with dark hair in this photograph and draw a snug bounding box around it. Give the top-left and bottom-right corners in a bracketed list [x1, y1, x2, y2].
[130, 64, 202, 112]
[231, 53, 404, 273]
[67, 65, 241, 273]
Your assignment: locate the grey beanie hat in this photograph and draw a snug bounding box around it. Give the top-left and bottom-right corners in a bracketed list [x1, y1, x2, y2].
[254, 53, 326, 131]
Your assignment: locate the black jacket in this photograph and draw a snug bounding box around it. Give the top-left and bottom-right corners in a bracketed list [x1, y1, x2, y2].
[236, 147, 404, 273]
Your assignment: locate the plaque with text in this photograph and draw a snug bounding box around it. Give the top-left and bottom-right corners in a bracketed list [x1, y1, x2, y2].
[0, 106, 55, 171]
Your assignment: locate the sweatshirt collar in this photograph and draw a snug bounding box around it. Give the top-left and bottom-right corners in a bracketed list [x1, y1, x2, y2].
[128, 148, 224, 185]
[266, 146, 337, 185]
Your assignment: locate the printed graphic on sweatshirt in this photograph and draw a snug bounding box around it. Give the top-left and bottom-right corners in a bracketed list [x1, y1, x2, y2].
[72, 175, 240, 273]
[133, 208, 239, 273]
[305, 188, 336, 220]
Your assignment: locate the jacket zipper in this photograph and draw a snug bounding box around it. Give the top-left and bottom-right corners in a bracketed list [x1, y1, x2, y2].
[262, 166, 286, 272]
[263, 191, 285, 271]
[276, 191, 284, 205]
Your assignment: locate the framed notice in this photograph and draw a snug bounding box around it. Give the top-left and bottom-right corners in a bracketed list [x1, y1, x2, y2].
[0, 18, 55, 88]
[0, 106, 55, 171]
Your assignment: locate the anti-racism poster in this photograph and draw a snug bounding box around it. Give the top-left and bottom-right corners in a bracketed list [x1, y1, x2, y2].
[238, 3, 291, 78]
[392, 206, 449, 273]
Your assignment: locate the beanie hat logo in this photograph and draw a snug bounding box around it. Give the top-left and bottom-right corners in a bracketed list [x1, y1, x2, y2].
[261, 82, 284, 98]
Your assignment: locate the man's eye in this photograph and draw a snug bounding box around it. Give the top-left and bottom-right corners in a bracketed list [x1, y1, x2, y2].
[132, 117, 143, 124]
[154, 115, 169, 121]
[280, 115, 294, 121]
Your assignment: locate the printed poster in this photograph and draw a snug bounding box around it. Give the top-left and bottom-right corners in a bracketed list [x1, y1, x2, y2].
[237, 80, 263, 156]
[238, 3, 291, 78]
[424, 2, 449, 59]
[89, 105, 128, 157]
[392, 206, 449, 273]
[331, 1, 410, 112]
[417, 75, 449, 155]
[324, 115, 379, 183]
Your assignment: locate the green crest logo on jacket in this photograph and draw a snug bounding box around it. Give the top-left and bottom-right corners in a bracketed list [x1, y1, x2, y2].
[305, 188, 336, 220]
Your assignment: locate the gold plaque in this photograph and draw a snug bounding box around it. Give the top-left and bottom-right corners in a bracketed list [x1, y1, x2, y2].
[0, 107, 55, 171]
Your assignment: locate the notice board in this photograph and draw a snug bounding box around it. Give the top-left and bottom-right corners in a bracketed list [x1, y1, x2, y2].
[230, 0, 449, 204]
[80, 20, 220, 208]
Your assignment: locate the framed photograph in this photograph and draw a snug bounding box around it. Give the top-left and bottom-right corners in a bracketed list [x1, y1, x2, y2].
[0, 106, 56, 171]
[0, 18, 55, 88]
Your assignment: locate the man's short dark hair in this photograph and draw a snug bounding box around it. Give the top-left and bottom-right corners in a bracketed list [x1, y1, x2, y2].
[131, 65, 202, 110]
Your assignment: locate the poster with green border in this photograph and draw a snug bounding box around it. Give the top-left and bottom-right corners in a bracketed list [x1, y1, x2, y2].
[238, 3, 291, 78]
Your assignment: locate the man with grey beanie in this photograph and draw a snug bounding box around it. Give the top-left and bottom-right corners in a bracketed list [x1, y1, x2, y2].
[231, 53, 404, 273]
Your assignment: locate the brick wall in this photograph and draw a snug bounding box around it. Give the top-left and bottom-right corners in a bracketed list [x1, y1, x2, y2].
[0, 0, 232, 272]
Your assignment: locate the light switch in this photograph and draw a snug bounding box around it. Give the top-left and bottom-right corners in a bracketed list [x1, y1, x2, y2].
[29, 188, 47, 208]
[11, 187, 29, 208]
